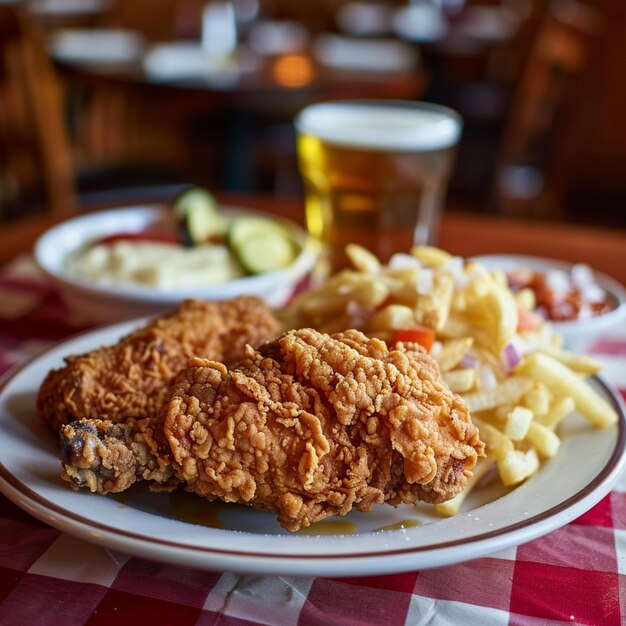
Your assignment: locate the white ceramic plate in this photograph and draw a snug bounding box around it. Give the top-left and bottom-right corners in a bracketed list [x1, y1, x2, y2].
[49, 29, 146, 66]
[1, 320, 625, 576]
[143, 44, 258, 83]
[31, 0, 110, 17]
[312, 35, 419, 73]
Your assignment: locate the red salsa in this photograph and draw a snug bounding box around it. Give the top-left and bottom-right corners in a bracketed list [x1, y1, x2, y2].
[507, 267, 615, 322]
[96, 231, 183, 246]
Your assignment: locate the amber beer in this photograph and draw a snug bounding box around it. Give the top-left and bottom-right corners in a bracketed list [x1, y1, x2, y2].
[295, 100, 462, 275]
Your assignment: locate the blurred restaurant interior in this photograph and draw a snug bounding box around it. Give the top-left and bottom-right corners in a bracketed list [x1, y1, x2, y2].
[3, 2, 626, 614]
[0, 0, 625, 255]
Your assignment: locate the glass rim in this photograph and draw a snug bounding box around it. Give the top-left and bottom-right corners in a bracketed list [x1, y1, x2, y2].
[294, 99, 463, 152]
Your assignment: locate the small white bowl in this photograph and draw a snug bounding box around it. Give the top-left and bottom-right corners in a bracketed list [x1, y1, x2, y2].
[34, 204, 319, 324]
[474, 254, 626, 352]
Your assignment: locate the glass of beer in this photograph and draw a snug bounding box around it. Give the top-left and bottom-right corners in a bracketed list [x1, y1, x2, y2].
[295, 100, 462, 276]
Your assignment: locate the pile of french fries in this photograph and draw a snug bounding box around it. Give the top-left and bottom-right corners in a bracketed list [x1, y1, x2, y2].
[282, 244, 618, 516]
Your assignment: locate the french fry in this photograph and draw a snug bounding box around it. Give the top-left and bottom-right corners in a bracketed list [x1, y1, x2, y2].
[536, 344, 602, 375]
[497, 448, 540, 486]
[410, 245, 452, 268]
[494, 403, 514, 421]
[504, 406, 533, 441]
[440, 315, 476, 338]
[346, 244, 381, 274]
[526, 421, 561, 457]
[472, 417, 514, 458]
[464, 261, 492, 297]
[482, 282, 519, 351]
[413, 273, 454, 331]
[332, 272, 383, 296]
[517, 353, 617, 428]
[459, 264, 518, 350]
[435, 338, 474, 372]
[462, 376, 532, 413]
[473, 345, 506, 378]
[538, 396, 576, 430]
[369, 304, 415, 331]
[383, 270, 420, 294]
[298, 277, 388, 317]
[443, 368, 476, 393]
[523, 384, 551, 417]
[472, 416, 537, 486]
[440, 315, 492, 346]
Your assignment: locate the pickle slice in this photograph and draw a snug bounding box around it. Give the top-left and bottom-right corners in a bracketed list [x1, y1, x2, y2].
[229, 217, 299, 274]
[171, 187, 227, 245]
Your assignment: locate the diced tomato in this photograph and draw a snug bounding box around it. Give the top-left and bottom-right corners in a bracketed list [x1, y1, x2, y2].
[392, 327, 435, 351]
[97, 231, 182, 246]
[517, 305, 543, 332]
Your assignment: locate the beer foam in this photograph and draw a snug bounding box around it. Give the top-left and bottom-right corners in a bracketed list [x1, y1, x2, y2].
[296, 102, 462, 151]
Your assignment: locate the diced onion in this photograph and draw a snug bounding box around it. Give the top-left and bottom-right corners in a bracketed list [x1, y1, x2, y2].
[459, 353, 479, 369]
[415, 268, 434, 294]
[387, 253, 420, 270]
[441, 256, 470, 289]
[453, 273, 471, 290]
[545, 270, 570, 298]
[478, 364, 497, 390]
[443, 256, 464, 277]
[430, 340, 443, 357]
[571, 263, 594, 286]
[581, 284, 605, 303]
[502, 342, 522, 372]
[346, 300, 373, 328]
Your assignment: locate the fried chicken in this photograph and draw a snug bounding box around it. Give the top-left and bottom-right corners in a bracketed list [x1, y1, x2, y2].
[59, 418, 166, 492]
[60, 326, 482, 530]
[164, 328, 483, 530]
[39, 296, 282, 433]
[60, 415, 177, 491]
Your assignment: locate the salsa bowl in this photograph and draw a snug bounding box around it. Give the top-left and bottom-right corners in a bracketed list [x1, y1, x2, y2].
[474, 254, 626, 352]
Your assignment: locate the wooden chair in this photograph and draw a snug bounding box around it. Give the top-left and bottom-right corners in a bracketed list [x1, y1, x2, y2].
[0, 5, 77, 262]
[490, 0, 603, 218]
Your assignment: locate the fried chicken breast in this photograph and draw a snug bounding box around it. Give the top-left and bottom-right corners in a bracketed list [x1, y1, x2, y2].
[39, 297, 282, 432]
[165, 328, 483, 530]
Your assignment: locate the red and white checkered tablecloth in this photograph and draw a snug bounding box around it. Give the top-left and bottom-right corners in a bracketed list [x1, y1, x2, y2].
[1, 257, 625, 626]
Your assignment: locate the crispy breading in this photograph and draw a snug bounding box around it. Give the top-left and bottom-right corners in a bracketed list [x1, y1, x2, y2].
[165, 328, 483, 531]
[60, 417, 174, 493]
[39, 297, 282, 432]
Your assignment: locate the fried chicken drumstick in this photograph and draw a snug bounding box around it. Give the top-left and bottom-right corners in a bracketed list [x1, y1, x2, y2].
[60, 328, 483, 531]
[38, 296, 282, 432]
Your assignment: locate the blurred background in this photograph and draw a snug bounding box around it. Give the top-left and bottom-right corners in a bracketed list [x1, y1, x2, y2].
[1, 0, 625, 233]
